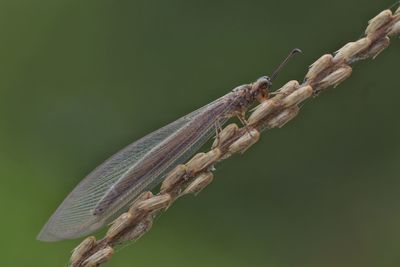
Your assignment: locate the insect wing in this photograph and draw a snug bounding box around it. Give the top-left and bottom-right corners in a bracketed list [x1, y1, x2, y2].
[37, 93, 234, 241]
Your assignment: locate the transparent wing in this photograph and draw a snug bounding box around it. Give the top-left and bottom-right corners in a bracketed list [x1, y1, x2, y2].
[37, 93, 235, 241]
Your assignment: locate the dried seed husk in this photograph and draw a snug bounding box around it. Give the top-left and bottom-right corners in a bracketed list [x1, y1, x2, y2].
[212, 123, 238, 149]
[365, 10, 393, 36]
[266, 106, 300, 129]
[70, 236, 96, 265]
[182, 172, 214, 195]
[81, 246, 114, 267]
[306, 54, 334, 81]
[136, 194, 172, 212]
[160, 164, 187, 193]
[316, 65, 352, 92]
[185, 149, 221, 175]
[228, 129, 260, 155]
[282, 86, 313, 107]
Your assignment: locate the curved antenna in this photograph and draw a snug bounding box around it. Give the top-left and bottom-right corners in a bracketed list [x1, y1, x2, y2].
[388, 1, 400, 11]
[270, 48, 302, 82]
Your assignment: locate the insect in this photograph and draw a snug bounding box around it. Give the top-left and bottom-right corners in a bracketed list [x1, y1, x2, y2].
[37, 49, 301, 241]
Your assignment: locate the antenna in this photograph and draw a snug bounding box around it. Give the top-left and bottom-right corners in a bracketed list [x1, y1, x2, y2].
[270, 48, 302, 82]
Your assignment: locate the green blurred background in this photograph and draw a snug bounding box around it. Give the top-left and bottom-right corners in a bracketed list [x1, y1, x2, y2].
[1, 1, 399, 266]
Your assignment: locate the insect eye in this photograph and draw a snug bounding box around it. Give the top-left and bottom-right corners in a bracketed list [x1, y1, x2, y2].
[264, 76, 272, 84]
[257, 76, 272, 87]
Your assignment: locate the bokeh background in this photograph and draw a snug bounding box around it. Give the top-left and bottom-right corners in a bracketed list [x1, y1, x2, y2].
[1, 1, 399, 266]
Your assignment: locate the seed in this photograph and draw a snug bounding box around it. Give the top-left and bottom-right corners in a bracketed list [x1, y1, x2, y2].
[182, 172, 214, 195]
[81, 246, 114, 267]
[70, 236, 96, 265]
[365, 9, 393, 36]
[334, 38, 371, 62]
[306, 54, 334, 81]
[160, 164, 187, 192]
[266, 106, 299, 129]
[228, 129, 260, 155]
[282, 86, 313, 107]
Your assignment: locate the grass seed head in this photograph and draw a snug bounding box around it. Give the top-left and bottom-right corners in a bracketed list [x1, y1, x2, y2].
[70, 236, 96, 265]
[212, 123, 238, 149]
[81, 246, 114, 267]
[228, 129, 260, 155]
[183, 172, 214, 195]
[334, 38, 372, 62]
[160, 164, 187, 193]
[266, 106, 300, 129]
[282, 85, 313, 107]
[306, 55, 334, 81]
[365, 9, 393, 36]
[316, 65, 352, 91]
[136, 194, 172, 212]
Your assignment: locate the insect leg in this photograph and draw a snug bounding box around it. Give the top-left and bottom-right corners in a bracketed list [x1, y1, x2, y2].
[213, 118, 224, 148]
[235, 110, 255, 137]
